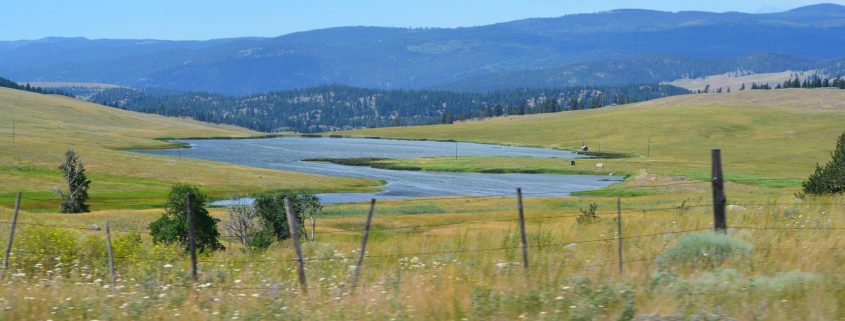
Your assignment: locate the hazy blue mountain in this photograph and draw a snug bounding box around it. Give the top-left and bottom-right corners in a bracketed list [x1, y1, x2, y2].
[2, 4, 845, 94]
[435, 53, 825, 92]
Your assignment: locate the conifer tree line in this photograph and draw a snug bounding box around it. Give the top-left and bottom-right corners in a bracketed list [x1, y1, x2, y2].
[0, 76, 72, 96]
[89, 84, 686, 133]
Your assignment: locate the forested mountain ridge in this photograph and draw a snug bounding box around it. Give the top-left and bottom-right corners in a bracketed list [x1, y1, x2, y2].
[89, 84, 689, 132]
[435, 53, 833, 92]
[3, 5, 845, 94]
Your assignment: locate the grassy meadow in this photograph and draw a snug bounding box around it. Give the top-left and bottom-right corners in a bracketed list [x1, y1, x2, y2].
[344, 89, 845, 187]
[0, 87, 378, 210]
[1, 88, 845, 320]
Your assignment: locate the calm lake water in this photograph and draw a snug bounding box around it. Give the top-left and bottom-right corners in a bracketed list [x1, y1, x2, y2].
[139, 137, 621, 204]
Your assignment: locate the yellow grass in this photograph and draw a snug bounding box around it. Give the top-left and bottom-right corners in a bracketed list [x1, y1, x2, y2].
[0, 194, 842, 320]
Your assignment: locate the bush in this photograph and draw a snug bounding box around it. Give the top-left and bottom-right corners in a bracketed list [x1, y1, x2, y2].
[149, 184, 224, 253]
[253, 191, 321, 244]
[803, 131, 845, 194]
[657, 232, 752, 269]
[576, 203, 600, 224]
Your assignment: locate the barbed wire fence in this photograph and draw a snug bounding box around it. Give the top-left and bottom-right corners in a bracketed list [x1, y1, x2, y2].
[0, 149, 841, 293]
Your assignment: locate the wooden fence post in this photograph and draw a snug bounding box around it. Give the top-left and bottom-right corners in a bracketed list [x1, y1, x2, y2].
[516, 188, 529, 270]
[284, 198, 308, 293]
[186, 193, 198, 281]
[105, 220, 116, 288]
[711, 149, 727, 234]
[351, 199, 376, 290]
[1, 192, 21, 279]
[616, 197, 624, 274]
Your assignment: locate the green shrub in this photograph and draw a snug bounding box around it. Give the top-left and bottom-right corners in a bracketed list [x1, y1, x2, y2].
[576, 203, 600, 224]
[245, 229, 274, 251]
[253, 191, 320, 243]
[751, 271, 818, 292]
[803, 131, 845, 194]
[149, 184, 223, 253]
[657, 232, 752, 269]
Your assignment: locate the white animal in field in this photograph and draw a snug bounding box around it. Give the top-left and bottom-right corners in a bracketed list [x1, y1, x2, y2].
[596, 163, 605, 170]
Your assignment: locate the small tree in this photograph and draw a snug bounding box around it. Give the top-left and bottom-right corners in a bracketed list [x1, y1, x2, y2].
[576, 203, 600, 224]
[56, 149, 91, 213]
[253, 191, 321, 243]
[149, 184, 224, 253]
[223, 199, 259, 245]
[802, 132, 845, 195]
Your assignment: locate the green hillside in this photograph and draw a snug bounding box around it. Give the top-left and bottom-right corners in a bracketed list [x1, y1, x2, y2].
[344, 89, 845, 187]
[0, 87, 376, 210]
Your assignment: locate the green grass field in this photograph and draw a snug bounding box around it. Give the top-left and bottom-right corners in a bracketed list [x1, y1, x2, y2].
[0, 87, 378, 210]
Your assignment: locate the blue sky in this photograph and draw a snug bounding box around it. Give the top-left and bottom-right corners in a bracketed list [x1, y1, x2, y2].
[2, 0, 843, 40]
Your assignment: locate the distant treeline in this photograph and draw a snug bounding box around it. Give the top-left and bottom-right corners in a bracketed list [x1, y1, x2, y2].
[89, 84, 688, 133]
[748, 75, 845, 90]
[0, 76, 71, 96]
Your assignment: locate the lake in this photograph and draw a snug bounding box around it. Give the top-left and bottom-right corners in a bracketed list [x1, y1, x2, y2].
[139, 137, 621, 204]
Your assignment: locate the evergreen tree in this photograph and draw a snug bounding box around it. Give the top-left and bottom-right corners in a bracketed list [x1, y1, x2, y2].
[802, 132, 845, 195]
[57, 150, 91, 213]
[441, 111, 454, 124]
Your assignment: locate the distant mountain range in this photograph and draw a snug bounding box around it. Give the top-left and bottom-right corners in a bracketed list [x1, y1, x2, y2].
[2, 4, 845, 94]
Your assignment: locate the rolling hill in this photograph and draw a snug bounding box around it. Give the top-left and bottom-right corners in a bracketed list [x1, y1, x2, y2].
[0, 87, 376, 210]
[342, 89, 845, 184]
[2, 5, 845, 93]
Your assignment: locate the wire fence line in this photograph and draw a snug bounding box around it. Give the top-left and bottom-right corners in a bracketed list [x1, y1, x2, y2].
[1, 200, 837, 236]
[1, 151, 843, 293]
[2, 222, 842, 265]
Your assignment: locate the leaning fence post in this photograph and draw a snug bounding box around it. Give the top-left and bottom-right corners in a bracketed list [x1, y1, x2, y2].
[351, 199, 376, 290]
[516, 188, 529, 270]
[284, 198, 308, 293]
[1, 192, 21, 279]
[105, 220, 116, 288]
[186, 193, 198, 281]
[616, 197, 623, 275]
[711, 149, 727, 234]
